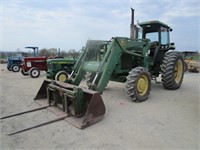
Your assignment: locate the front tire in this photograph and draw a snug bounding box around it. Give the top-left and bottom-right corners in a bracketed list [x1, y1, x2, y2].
[161, 52, 184, 90]
[85, 72, 108, 90]
[55, 71, 69, 82]
[29, 67, 40, 78]
[125, 67, 151, 102]
[85, 72, 96, 86]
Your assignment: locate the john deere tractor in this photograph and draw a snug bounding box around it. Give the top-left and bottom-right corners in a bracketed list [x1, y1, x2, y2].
[32, 8, 184, 127]
[46, 58, 76, 81]
[2, 9, 185, 133]
[59, 9, 184, 102]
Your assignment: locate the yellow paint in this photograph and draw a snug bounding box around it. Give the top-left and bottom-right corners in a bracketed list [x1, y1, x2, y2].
[58, 74, 67, 82]
[137, 75, 148, 96]
[174, 60, 183, 83]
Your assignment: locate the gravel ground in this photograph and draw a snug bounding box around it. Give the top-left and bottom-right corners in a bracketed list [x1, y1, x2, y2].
[0, 63, 199, 150]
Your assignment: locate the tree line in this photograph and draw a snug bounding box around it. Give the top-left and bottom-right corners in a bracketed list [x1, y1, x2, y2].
[0, 48, 81, 60]
[38, 48, 80, 59]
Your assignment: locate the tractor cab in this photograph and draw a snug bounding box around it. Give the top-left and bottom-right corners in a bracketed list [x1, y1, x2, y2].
[134, 21, 175, 75]
[135, 20, 174, 51]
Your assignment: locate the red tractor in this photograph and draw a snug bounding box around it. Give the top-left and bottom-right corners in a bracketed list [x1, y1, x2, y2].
[20, 47, 48, 78]
[21, 56, 48, 78]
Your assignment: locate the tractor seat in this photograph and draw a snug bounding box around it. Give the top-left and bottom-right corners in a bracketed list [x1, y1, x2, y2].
[150, 41, 159, 48]
[149, 41, 159, 58]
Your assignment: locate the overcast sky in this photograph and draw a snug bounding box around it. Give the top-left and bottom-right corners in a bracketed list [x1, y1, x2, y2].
[1, 0, 199, 52]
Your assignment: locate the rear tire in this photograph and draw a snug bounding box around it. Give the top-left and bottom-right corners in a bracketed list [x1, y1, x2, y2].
[12, 65, 20, 72]
[161, 52, 184, 90]
[125, 67, 151, 102]
[29, 67, 40, 78]
[7, 66, 12, 71]
[55, 71, 69, 82]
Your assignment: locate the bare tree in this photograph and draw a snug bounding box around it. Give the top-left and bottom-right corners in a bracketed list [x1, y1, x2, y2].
[49, 48, 57, 57]
[67, 49, 80, 60]
[60, 50, 67, 57]
[39, 48, 49, 56]
[0, 52, 6, 58]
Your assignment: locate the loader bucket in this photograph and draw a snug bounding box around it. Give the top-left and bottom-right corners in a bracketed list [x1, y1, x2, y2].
[84, 92, 105, 124]
[65, 89, 106, 129]
[34, 79, 52, 100]
[34, 80, 106, 129]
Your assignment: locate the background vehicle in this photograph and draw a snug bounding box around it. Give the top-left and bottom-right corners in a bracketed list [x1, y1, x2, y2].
[182, 51, 200, 73]
[46, 58, 76, 81]
[21, 56, 48, 78]
[20, 47, 48, 78]
[7, 46, 40, 73]
[7, 56, 22, 72]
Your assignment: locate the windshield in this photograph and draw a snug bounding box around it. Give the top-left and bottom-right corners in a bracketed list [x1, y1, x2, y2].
[145, 32, 158, 42]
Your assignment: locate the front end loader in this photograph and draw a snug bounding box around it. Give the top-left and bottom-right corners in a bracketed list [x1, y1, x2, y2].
[34, 79, 106, 129]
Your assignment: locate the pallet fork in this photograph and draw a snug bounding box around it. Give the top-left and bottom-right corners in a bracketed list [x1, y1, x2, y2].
[1, 79, 106, 135]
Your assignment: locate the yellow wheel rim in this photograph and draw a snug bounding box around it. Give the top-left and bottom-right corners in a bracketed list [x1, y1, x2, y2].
[137, 75, 148, 96]
[174, 60, 183, 83]
[58, 74, 67, 82]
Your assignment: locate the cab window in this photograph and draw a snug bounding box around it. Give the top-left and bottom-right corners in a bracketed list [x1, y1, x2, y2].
[161, 27, 169, 45]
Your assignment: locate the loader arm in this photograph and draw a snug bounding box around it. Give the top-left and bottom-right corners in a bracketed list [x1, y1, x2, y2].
[95, 38, 124, 92]
[68, 38, 124, 92]
[70, 37, 150, 93]
[95, 38, 150, 92]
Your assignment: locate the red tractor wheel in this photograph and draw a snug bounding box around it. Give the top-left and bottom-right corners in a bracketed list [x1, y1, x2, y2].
[29, 67, 40, 78]
[21, 70, 29, 76]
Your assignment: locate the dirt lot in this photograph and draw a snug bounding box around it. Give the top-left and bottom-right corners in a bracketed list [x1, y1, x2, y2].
[0, 64, 199, 150]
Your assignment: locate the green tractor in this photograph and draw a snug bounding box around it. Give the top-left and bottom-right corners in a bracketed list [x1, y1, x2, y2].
[46, 58, 76, 81]
[33, 8, 184, 128]
[35, 8, 184, 127]
[2, 9, 185, 134]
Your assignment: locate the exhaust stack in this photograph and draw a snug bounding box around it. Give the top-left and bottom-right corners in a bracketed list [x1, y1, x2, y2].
[130, 8, 134, 39]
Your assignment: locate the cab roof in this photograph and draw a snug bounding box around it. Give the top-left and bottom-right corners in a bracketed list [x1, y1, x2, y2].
[138, 20, 171, 29]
